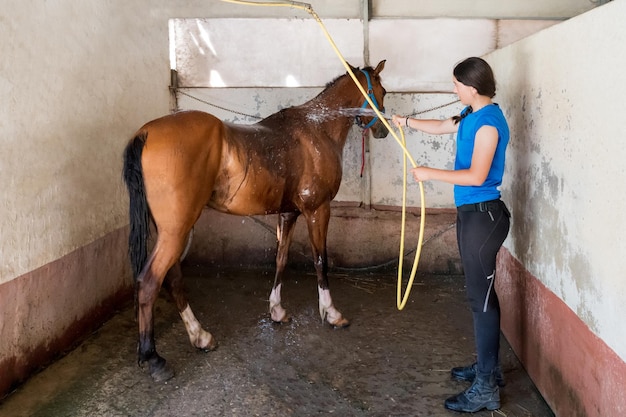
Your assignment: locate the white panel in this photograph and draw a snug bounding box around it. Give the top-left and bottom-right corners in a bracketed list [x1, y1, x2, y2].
[497, 20, 559, 48]
[161, 0, 363, 19]
[172, 18, 364, 87]
[369, 19, 497, 92]
[373, 0, 594, 19]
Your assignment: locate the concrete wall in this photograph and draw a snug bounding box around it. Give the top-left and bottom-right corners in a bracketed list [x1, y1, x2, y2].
[0, 1, 171, 396]
[0, 0, 615, 410]
[375, 0, 595, 19]
[486, 1, 626, 415]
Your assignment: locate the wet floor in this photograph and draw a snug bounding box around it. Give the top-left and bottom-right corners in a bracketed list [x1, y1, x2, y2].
[0, 265, 554, 417]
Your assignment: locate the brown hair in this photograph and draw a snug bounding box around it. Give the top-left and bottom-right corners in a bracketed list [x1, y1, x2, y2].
[452, 57, 496, 124]
[454, 57, 496, 97]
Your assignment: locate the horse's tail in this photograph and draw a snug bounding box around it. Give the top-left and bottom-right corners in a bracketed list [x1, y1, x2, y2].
[122, 131, 151, 282]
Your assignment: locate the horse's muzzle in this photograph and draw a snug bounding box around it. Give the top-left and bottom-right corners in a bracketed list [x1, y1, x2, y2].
[371, 120, 389, 139]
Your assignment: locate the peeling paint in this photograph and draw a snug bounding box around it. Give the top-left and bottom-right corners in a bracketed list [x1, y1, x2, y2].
[492, 0, 626, 363]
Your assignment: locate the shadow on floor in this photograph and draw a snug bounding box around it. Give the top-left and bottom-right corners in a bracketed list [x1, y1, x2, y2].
[0, 265, 554, 417]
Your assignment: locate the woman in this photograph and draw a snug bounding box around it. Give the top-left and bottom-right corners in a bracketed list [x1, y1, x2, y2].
[392, 57, 511, 413]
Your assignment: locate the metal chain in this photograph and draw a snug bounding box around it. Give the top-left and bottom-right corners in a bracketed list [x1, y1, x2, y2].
[176, 90, 262, 119]
[408, 99, 460, 117]
[177, 89, 458, 120]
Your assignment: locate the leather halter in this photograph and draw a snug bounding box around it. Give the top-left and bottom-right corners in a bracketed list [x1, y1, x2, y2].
[355, 68, 384, 129]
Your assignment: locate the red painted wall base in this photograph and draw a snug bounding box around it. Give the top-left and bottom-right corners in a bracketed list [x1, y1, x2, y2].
[0, 227, 132, 399]
[497, 250, 626, 417]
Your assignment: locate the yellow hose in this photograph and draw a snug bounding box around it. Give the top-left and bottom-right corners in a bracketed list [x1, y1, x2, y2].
[221, 0, 426, 310]
[396, 129, 426, 310]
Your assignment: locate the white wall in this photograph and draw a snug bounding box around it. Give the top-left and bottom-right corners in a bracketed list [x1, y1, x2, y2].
[374, 0, 595, 19]
[489, 0, 626, 361]
[172, 18, 364, 87]
[1, 0, 613, 396]
[0, 2, 174, 284]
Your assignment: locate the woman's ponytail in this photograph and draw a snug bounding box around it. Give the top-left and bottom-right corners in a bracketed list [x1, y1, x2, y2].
[452, 106, 473, 125]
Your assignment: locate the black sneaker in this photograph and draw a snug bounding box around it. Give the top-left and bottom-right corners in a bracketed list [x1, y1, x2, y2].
[445, 373, 501, 413]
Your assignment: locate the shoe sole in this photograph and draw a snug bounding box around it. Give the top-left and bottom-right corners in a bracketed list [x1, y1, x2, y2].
[444, 401, 501, 412]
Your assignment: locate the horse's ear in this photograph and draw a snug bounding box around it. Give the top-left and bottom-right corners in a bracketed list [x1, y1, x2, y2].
[374, 60, 386, 75]
[347, 63, 358, 73]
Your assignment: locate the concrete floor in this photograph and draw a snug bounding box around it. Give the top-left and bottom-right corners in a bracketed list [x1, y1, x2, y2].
[0, 265, 554, 417]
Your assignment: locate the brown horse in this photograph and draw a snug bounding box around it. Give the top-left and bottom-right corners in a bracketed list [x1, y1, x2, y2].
[122, 61, 388, 381]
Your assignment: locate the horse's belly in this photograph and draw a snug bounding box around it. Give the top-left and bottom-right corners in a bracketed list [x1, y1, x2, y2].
[208, 176, 287, 216]
[207, 198, 282, 216]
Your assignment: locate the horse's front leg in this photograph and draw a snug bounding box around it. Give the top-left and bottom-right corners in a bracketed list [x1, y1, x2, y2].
[163, 261, 217, 351]
[304, 204, 350, 328]
[269, 212, 299, 323]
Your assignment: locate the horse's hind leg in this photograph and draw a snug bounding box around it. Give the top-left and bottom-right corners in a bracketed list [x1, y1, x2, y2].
[304, 203, 349, 328]
[163, 261, 217, 351]
[136, 237, 183, 382]
[269, 212, 299, 323]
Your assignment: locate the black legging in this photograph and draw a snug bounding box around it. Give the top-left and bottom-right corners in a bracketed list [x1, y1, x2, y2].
[457, 200, 510, 378]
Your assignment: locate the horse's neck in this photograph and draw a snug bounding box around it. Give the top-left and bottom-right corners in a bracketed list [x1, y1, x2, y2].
[313, 77, 363, 110]
[301, 101, 354, 145]
[302, 77, 362, 142]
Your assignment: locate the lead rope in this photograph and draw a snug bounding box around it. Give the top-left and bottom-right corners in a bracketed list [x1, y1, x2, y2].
[360, 128, 368, 177]
[221, 0, 425, 310]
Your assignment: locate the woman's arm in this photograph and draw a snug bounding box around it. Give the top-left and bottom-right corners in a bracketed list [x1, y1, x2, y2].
[407, 117, 458, 135]
[411, 125, 498, 185]
[391, 115, 459, 135]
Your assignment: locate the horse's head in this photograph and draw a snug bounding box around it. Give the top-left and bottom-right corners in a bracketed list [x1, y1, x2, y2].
[353, 60, 389, 139]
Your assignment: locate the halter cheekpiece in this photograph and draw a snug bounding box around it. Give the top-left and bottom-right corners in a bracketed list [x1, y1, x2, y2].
[355, 68, 384, 129]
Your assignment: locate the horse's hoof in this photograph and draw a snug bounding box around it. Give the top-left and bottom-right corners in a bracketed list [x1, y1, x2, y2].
[146, 355, 175, 382]
[194, 331, 218, 351]
[272, 315, 292, 324]
[330, 317, 350, 328]
[152, 366, 174, 382]
[320, 304, 349, 328]
[200, 339, 218, 352]
[270, 305, 290, 323]
[151, 364, 175, 382]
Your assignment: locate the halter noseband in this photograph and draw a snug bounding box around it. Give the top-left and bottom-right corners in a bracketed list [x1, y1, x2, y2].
[355, 68, 384, 129]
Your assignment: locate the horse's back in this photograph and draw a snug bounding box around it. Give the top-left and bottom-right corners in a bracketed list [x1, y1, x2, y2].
[135, 110, 289, 217]
[134, 108, 343, 218]
[140, 110, 222, 139]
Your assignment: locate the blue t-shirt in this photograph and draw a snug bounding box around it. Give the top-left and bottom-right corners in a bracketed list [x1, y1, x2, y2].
[454, 104, 510, 207]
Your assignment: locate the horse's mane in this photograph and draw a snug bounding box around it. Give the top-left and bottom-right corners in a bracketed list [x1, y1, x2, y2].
[324, 65, 376, 89]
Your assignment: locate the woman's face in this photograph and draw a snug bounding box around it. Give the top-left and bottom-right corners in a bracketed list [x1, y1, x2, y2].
[452, 77, 475, 105]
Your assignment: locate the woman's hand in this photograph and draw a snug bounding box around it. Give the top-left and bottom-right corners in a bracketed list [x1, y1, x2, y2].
[411, 166, 431, 182]
[391, 115, 407, 128]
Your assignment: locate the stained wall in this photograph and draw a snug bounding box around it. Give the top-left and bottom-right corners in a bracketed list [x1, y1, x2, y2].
[487, 2, 626, 414]
[0, 1, 173, 396]
[1, 1, 615, 411]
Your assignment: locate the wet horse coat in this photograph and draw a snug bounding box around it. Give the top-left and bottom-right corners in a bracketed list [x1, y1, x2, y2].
[122, 61, 388, 381]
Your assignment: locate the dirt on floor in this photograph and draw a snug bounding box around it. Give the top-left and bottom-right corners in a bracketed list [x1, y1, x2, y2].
[0, 265, 554, 417]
